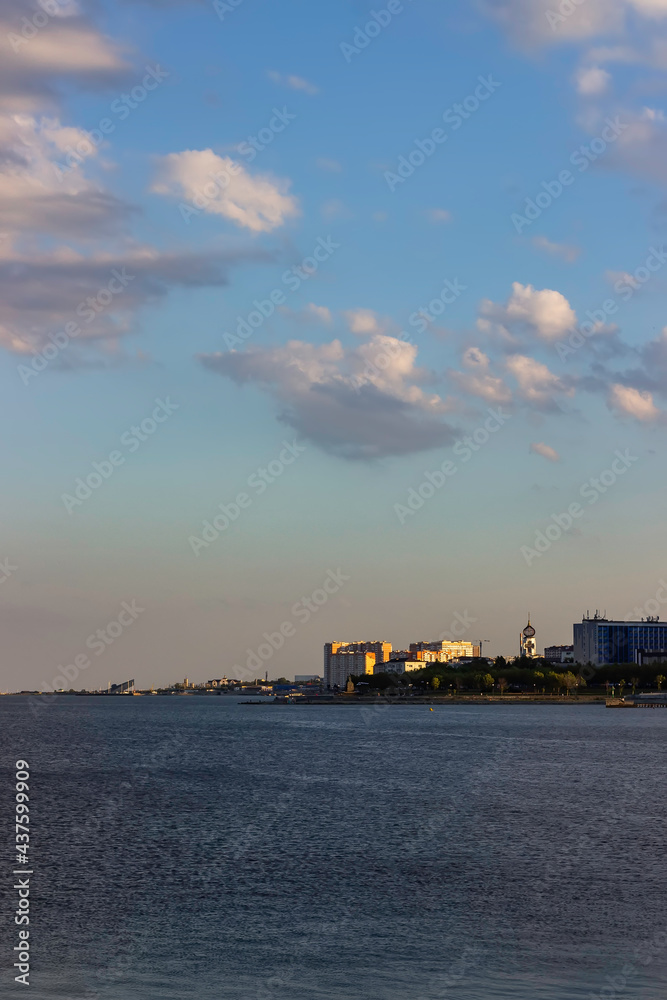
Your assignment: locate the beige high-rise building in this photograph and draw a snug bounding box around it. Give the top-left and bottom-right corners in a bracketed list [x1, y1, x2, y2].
[328, 651, 375, 689]
[324, 641, 391, 688]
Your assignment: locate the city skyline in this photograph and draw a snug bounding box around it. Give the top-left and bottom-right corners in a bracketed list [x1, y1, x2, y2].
[3, 0, 667, 690]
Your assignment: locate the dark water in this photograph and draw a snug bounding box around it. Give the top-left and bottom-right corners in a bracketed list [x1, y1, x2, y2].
[1, 697, 666, 1000]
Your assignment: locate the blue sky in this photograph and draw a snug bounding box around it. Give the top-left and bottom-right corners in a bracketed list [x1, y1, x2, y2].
[2, 0, 667, 689]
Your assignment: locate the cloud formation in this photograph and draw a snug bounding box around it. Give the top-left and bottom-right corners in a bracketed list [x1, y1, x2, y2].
[530, 441, 561, 462]
[0, 1, 130, 111]
[608, 382, 662, 420]
[532, 236, 581, 263]
[479, 282, 577, 342]
[0, 112, 132, 239]
[199, 337, 457, 460]
[152, 149, 299, 233]
[505, 353, 573, 407]
[1, 245, 266, 355]
[267, 71, 318, 95]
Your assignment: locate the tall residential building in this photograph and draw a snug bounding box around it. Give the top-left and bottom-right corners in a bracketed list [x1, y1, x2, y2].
[328, 651, 375, 689]
[324, 641, 391, 687]
[573, 615, 667, 665]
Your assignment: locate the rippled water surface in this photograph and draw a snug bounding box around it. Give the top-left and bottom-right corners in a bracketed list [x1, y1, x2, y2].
[1, 697, 666, 1000]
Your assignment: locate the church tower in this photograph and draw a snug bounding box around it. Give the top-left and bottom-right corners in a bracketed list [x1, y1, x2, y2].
[520, 617, 537, 658]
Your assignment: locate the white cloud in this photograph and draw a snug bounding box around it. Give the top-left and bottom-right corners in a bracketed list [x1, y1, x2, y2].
[304, 303, 333, 324]
[280, 303, 333, 325]
[482, 0, 622, 47]
[575, 65, 612, 95]
[0, 3, 129, 111]
[0, 112, 128, 239]
[532, 235, 581, 262]
[451, 370, 512, 404]
[152, 149, 299, 233]
[199, 336, 456, 459]
[449, 346, 512, 403]
[483, 0, 667, 51]
[608, 383, 661, 420]
[530, 441, 561, 462]
[321, 198, 351, 221]
[629, 0, 667, 16]
[598, 106, 667, 185]
[343, 308, 385, 336]
[267, 71, 318, 95]
[316, 157, 342, 172]
[426, 208, 452, 224]
[505, 353, 573, 406]
[479, 282, 577, 342]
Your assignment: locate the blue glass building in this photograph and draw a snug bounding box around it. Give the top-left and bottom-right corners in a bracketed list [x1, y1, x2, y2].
[573, 618, 667, 665]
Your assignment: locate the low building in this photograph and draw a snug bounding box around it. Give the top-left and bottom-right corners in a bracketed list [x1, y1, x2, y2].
[409, 641, 479, 661]
[544, 645, 574, 664]
[383, 660, 427, 673]
[635, 649, 667, 666]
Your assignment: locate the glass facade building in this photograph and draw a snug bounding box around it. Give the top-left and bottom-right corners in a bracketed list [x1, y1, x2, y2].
[573, 619, 667, 665]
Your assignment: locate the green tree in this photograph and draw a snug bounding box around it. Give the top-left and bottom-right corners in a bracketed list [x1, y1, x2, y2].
[494, 655, 507, 670]
[562, 671, 579, 696]
[630, 676, 639, 695]
[497, 676, 508, 695]
[533, 670, 544, 693]
[546, 671, 563, 694]
[618, 678, 626, 697]
[481, 672, 494, 692]
[656, 674, 666, 691]
[431, 676, 441, 691]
